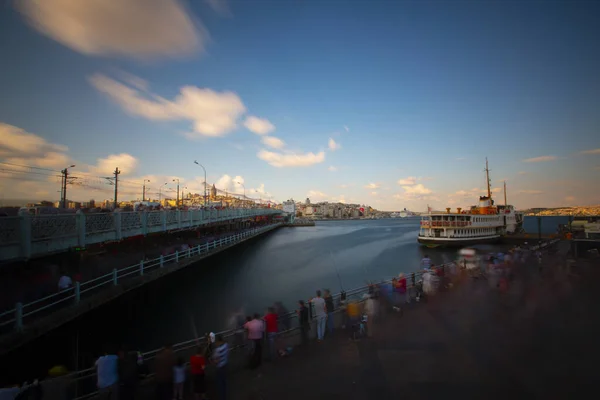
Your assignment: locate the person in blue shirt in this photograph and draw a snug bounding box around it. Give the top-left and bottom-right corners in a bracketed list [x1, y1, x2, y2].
[95, 346, 119, 399]
[212, 335, 229, 400]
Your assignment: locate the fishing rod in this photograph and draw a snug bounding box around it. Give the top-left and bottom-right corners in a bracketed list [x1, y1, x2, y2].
[330, 251, 346, 301]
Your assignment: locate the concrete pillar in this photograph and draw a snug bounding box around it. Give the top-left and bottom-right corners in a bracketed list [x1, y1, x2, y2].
[18, 209, 32, 259]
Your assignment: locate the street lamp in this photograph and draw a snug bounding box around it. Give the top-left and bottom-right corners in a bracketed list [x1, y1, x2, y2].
[255, 190, 262, 207]
[158, 182, 167, 202]
[193, 161, 208, 206]
[61, 164, 76, 209]
[182, 186, 188, 205]
[142, 179, 150, 202]
[173, 179, 180, 207]
[236, 181, 246, 208]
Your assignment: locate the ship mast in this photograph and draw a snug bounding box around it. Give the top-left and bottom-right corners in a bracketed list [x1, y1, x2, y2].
[504, 181, 507, 206]
[485, 157, 492, 200]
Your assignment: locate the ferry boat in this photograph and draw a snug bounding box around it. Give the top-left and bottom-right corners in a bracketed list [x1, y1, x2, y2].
[418, 159, 524, 248]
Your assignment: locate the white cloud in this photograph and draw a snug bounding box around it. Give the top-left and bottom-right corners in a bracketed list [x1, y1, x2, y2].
[90, 153, 139, 176]
[17, 0, 205, 59]
[518, 171, 527, 175]
[244, 116, 275, 135]
[328, 138, 341, 151]
[328, 166, 338, 172]
[0, 123, 68, 158]
[307, 190, 328, 201]
[257, 149, 325, 168]
[519, 190, 544, 195]
[523, 155, 557, 163]
[581, 148, 600, 155]
[261, 136, 285, 149]
[370, 192, 378, 197]
[397, 176, 417, 185]
[364, 183, 380, 189]
[343, 125, 349, 132]
[214, 174, 245, 194]
[90, 73, 247, 137]
[402, 184, 432, 195]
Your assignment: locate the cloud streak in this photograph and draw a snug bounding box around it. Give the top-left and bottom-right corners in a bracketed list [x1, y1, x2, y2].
[244, 116, 275, 135]
[17, 0, 205, 59]
[257, 149, 325, 168]
[523, 155, 557, 163]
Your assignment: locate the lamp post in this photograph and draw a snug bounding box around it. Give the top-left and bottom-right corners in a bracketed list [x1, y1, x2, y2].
[142, 179, 150, 202]
[193, 161, 208, 206]
[236, 181, 246, 208]
[255, 190, 262, 207]
[158, 182, 167, 202]
[173, 179, 180, 207]
[182, 186, 188, 205]
[61, 164, 76, 209]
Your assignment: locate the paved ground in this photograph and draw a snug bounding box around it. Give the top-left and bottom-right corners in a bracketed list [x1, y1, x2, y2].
[210, 254, 600, 400]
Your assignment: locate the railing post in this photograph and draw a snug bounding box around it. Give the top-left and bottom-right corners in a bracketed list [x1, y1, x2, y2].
[74, 282, 81, 304]
[17, 210, 32, 259]
[160, 255, 164, 268]
[161, 210, 167, 231]
[15, 302, 23, 332]
[175, 251, 179, 263]
[188, 247, 191, 258]
[140, 260, 144, 276]
[141, 211, 148, 236]
[113, 268, 118, 285]
[114, 212, 123, 241]
[197, 244, 200, 254]
[177, 209, 182, 229]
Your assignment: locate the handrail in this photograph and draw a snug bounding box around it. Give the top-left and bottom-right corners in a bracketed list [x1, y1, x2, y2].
[0, 208, 282, 262]
[0, 224, 282, 331]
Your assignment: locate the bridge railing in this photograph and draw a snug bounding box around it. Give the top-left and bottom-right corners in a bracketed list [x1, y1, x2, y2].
[0, 208, 282, 262]
[0, 224, 281, 334]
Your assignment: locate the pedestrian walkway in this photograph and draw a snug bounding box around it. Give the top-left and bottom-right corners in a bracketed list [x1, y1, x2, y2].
[125, 251, 599, 400]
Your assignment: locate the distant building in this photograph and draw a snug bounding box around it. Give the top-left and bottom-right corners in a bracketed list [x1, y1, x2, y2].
[210, 184, 217, 199]
[306, 197, 311, 205]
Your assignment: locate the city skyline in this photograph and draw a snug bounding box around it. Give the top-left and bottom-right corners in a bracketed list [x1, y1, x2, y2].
[1, 0, 599, 211]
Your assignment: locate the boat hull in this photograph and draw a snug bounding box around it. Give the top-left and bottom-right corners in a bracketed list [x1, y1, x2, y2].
[417, 235, 502, 247]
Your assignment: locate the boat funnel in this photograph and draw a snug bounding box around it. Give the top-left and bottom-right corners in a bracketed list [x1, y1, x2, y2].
[457, 207, 462, 214]
[446, 208, 451, 214]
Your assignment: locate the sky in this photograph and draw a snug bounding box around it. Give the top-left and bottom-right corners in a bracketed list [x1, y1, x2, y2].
[0, 0, 598, 211]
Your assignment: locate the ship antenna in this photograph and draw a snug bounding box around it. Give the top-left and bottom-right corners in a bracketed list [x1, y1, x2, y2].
[485, 157, 491, 200]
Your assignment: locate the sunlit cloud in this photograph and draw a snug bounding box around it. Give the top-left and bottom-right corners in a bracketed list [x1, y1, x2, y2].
[328, 138, 341, 151]
[244, 116, 275, 135]
[90, 73, 247, 137]
[261, 136, 285, 149]
[17, 0, 205, 59]
[257, 149, 325, 168]
[328, 166, 338, 172]
[364, 183, 380, 189]
[523, 155, 557, 163]
[397, 177, 417, 185]
[580, 148, 600, 155]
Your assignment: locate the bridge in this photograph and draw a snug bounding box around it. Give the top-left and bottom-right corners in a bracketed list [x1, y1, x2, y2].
[0, 208, 282, 262]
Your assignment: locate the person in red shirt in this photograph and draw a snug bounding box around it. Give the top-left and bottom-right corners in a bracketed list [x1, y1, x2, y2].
[264, 307, 278, 361]
[189, 347, 206, 399]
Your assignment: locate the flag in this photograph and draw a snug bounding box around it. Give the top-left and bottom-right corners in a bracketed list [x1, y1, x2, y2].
[427, 205, 432, 213]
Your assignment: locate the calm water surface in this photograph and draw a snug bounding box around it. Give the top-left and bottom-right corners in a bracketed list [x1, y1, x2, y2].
[2, 216, 564, 383]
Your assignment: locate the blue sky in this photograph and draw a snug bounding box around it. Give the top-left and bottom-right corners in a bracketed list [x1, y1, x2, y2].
[0, 0, 598, 210]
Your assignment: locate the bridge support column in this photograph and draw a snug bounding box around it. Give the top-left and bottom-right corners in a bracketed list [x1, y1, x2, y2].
[74, 282, 81, 304]
[139, 260, 144, 276]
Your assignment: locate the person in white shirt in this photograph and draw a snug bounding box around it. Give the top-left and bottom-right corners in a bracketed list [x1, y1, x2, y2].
[310, 290, 327, 341]
[58, 274, 72, 291]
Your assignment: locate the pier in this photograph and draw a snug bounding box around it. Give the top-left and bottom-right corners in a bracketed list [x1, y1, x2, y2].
[8, 239, 597, 399]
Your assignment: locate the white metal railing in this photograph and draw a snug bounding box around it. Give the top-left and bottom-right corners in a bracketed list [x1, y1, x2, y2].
[0, 224, 281, 332]
[0, 208, 282, 262]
